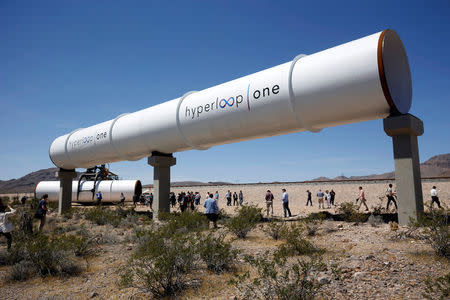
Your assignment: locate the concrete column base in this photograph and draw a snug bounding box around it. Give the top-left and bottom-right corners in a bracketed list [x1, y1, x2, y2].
[384, 114, 424, 225]
[56, 169, 77, 215]
[148, 153, 176, 219]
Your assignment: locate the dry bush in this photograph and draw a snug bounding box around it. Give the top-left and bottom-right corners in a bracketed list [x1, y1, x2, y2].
[196, 233, 238, 273]
[225, 205, 262, 239]
[263, 220, 287, 240]
[231, 251, 323, 300]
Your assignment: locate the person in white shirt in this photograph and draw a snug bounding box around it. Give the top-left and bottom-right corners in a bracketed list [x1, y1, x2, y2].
[0, 204, 16, 249]
[430, 186, 442, 209]
[325, 190, 331, 209]
[386, 183, 398, 210]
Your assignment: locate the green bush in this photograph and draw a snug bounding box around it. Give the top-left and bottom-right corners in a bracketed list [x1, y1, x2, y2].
[423, 272, 449, 300]
[263, 220, 286, 240]
[409, 211, 449, 258]
[226, 205, 262, 239]
[231, 252, 323, 300]
[119, 229, 199, 297]
[337, 202, 367, 223]
[8, 232, 82, 279]
[85, 206, 122, 227]
[276, 223, 323, 257]
[161, 211, 209, 235]
[197, 233, 238, 273]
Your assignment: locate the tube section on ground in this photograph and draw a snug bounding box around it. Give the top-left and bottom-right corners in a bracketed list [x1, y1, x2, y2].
[35, 180, 142, 203]
[49, 29, 412, 169]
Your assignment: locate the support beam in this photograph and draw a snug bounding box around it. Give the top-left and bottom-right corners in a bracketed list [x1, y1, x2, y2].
[55, 169, 77, 215]
[384, 114, 424, 225]
[148, 153, 176, 219]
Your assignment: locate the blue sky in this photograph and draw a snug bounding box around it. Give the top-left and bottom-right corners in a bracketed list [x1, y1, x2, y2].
[1, 1, 449, 183]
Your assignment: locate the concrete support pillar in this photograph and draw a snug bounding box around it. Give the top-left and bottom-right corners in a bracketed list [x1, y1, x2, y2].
[148, 153, 176, 218]
[56, 168, 77, 215]
[384, 114, 424, 225]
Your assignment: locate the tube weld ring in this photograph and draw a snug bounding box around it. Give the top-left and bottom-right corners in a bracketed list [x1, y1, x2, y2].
[288, 54, 322, 133]
[176, 91, 210, 150]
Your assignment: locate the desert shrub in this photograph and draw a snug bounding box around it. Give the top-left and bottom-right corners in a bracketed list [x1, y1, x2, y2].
[409, 211, 449, 258]
[276, 223, 323, 257]
[304, 212, 327, 222]
[423, 272, 449, 300]
[85, 206, 122, 227]
[161, 211, 209, 235]
[197, 233, 238, 273]
[10, 260, 37, 281]
[12, 196, 20, 205]
[231, 252, 323, 300]
[226, 205, 262, 239]
[119, 229, 199, 297]
[47, 201, 59, 210]
[263, 220, 286, 240]
[302, 219, 322, 236]
[8, 232, 82, 279]
[337, 202, 367, 223]
[0, 196, 10, 203]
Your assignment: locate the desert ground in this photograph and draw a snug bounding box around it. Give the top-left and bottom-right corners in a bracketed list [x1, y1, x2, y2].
[0, 179, 448, 299]
[170, 179, 450, 216]
[0, 208, 448, 299]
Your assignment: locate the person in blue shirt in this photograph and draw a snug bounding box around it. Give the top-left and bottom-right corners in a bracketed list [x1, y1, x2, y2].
[204, 193, 219, 228]
[96, 191, 103, 204]
[281, 188, 292, 218]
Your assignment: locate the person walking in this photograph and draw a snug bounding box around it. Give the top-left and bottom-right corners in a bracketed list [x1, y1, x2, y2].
[195, 192, 201, 205]
[132, 193, 139, 206]
[204, 193, 219, 228]
[35, 194, 49, 231]
[317, 189, 325, 209]
[96, 191, 103, 204]
[0, 204, 16, 249]
[265, 190, 274, 217]
[386, 184, 398, 211]
[330, 190, 336, 206]
[325, 190, 331, 209]
[306, 190, 312, 206]
[226, 190, 232, 206]
[120, 192, 125, 204]
[357, 186, 369, 211]
[430, 186, 442, 209]
[233, 192, 238, 206]
[239, 190, 243, 205]
[21, 196, 27, 205]
[149, 193, 154, 210]
[215, 191, 220, 202]
[170, 192, 176, 208]
[281, 188, 292, 218]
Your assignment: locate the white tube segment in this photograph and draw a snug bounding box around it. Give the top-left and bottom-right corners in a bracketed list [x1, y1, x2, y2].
[50, 29, 412, 169]
[35, 180, 142, 203]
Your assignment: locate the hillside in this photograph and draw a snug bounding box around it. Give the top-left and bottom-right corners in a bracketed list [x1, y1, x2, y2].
[1, 153, 449, 193]
[313, 153, 450, 181]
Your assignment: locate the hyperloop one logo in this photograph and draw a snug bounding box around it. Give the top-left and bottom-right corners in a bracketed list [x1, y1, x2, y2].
[185, 83, 280, 119]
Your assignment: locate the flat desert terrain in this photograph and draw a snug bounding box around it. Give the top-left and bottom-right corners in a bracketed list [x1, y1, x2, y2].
[171, 178, 450, 216]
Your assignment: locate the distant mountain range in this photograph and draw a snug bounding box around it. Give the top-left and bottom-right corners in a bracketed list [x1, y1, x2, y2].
[1, 153, 449, 193]
[310, 153, 450, 181]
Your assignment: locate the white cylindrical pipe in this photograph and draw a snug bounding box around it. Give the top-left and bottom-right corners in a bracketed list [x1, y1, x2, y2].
[35, 180, 142, 203]
[49, 29, 411, 169]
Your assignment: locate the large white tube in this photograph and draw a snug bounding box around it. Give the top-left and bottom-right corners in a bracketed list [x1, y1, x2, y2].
[35, 180, 142, 203]
[50, 29, 411, 169]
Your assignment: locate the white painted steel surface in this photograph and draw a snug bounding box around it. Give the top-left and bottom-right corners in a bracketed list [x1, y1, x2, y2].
[50, 29, 412, 169]
[35, 180, 142, 203]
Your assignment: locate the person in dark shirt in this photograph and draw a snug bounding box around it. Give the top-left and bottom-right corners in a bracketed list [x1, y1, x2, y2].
[35, 194, 48, 231]
[306, 190, 312, 206]
[330, 190, 336, 206]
